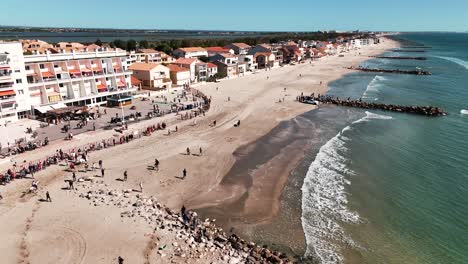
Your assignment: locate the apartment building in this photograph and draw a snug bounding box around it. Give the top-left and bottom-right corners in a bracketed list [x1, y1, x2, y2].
[0, 41, 136, 122]
[128, 63, 172, 90]
[172, 47, 208, 59]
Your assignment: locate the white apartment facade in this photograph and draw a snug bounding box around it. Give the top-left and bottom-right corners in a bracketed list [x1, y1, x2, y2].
[0, 42, 136, 123]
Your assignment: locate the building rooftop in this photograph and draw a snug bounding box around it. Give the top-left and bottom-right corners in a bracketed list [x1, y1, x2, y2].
[174, 58, 198, 65]
[177, 47, 207, 53]
[138, 48, 159, 54]
[168, 64, 190, 72]
[229, 43, 251, 49]
[128, 62, 160, 71]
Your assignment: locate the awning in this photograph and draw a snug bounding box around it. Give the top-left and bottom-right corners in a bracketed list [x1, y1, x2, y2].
[47, 92, 60, 96]
[0, 66, 10, 70]
[92, 66, 102, 71]
[81, 68, 92, 73]
[42, 72, 54, 78]
[69, 69, 81, 75]
[97, 84, 107, 90]
[0, 89, 15, 97]
[27, 72, 37, 76]
[117, 81, 126, 87]
[34, 102, 66, 114]
[113, 64, 121, 69]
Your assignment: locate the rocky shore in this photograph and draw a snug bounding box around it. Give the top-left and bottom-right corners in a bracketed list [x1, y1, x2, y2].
[76, 177, 292, 263]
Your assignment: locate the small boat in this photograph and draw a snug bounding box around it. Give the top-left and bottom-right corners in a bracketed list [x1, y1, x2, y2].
[460, 109, 468, 115]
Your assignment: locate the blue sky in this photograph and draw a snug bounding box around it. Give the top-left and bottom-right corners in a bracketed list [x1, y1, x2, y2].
[1, 0, 467, 32]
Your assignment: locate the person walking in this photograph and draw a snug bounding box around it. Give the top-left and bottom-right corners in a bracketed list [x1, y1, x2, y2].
[123, 170, 128, 181]
[186, 147, 190, 155]
[139, 182, 143, 193]
[154, 159, 159, 171]
[68, 180, 74, 190]
[181, 205, 187, 224]
[98, 160, 103, 169]
[182, 168, 187, 179]
[199, 147, 203, 156]
[72, 172, 76, 182]
[46, 191, 52, 202]
[118, 256, 124, 264]
[101, 168, 105, 178]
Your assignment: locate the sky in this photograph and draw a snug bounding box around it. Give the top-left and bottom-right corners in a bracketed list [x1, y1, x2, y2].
[1, 0, 468, 32]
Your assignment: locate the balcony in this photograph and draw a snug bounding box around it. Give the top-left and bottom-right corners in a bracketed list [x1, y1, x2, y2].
[0, 82, 14, 89]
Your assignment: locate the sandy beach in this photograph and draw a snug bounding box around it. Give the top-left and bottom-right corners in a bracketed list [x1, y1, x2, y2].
[0, 38, 398, 263]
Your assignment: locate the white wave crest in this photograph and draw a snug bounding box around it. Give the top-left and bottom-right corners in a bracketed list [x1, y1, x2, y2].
[460, 109, 468, 115]
[433, 56, 468, 70]
[362, 75, 385, 100]
[301, 112, 392, 264]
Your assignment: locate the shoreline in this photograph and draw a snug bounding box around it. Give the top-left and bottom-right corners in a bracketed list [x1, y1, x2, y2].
[0, 38, 399, 263]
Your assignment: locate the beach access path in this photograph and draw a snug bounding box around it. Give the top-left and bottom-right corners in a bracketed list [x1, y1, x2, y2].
[0, 38, 398, 264]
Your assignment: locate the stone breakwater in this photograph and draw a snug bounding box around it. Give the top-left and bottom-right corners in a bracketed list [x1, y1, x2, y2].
[390, 49, 426, 53]
[76, 178, 292, 264]
[297, 95, 447, 117]
[370, 56, 427, 60]
[347, 66, 431, 75]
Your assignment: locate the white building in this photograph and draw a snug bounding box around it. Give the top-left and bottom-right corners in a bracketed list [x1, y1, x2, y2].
[0, 41, 137, 122]
[0, 42, 30, 123]
[172, 47, 208, 59]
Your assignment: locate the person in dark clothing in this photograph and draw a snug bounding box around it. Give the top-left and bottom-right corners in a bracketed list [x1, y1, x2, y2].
[154, 159, 159, 171]
[123, 170, 128, 181]
[181, 205, 187, 224]
[182, 168, 187, 179]
[101, 168, 105, 178]
[118, 256, 124, 264]
[46, 191, 52, 202]
[72, 172, 76, 182]
[68, 180, 74, 190]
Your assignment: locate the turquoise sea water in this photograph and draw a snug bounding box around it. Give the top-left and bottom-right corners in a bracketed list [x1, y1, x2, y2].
[301, 33, 468, 264]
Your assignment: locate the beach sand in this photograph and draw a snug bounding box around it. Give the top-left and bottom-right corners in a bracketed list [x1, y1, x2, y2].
[0, 38, 398, 263]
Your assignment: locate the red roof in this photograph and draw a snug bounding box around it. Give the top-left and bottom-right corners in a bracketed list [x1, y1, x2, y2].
[206, 47, 231, 53]
[131, 76, 142, 86]
[228, 43, 251, 49]
[207, 63, 217, 68]
[168, 64, 190, 72]
[174, 58, 198, 65]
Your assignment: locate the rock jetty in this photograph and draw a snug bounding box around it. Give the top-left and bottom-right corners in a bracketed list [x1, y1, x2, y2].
[370, 56, 427, 60]
[297, 95, 447, 117]
[347, 66, 431, 75]
[390, 49, 426, 53]
[76, 179, 292, 263]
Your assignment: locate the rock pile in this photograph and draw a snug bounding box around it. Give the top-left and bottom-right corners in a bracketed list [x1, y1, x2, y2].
[76, 181, 292, 263]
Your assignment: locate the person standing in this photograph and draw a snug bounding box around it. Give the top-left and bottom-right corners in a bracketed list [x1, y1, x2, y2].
[101, 167, 105, 178]
[139, 182, 143, 193]
[199, 147, 203, 156]
[72, 172, 76, 182]
[182, 168, 187, 179]
[118, 256, 124, 264]
[123, 170, 128, 181]
[154, 159, 159, 171]
[186, 147, 190, 155]
[68, 180, 74, 190]
[46, 191, 52, 202]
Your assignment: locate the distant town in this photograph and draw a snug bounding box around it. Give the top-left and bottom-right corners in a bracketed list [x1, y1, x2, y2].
[0, 28, 381, 131]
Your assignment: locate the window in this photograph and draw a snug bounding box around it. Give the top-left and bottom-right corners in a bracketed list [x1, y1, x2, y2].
[15, 69, 20, 73]
[16, 79, 22, 84]
[39, 64, 44, 69]
[25, 65, 30, 71]
[17, 89, 24, 95]
[59, 83, 64, 87]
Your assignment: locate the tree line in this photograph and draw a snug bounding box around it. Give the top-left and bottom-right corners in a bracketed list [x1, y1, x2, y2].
[96, 32, 360, 54]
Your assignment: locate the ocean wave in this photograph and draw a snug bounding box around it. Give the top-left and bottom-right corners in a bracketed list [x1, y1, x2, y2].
[301, 112, 393, 264]
[460, 109, 468, 115]
[362, 75, 385, 100]
[433, 56, 468, 70]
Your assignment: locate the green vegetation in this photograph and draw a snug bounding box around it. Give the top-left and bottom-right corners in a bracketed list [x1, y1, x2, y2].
[100, 31, 358, 53]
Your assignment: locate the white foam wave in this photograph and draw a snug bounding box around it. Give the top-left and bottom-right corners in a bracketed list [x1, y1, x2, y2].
[362, 75, 385, 100]
[434, 56, 468, 70]
[301, 112, 393, 264]
[460, 109, 468, 115]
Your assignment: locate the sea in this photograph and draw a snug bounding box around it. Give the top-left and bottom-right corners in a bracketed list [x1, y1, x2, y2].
[300, 32, 468, 263]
